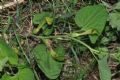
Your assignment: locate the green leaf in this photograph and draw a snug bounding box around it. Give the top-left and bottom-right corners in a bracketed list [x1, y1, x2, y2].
[43, 27, 53, 36]
[0, 38, 18, 65]
[1, 68, 35, 80]
[32, 12, 53, 34]
[54, 44, 65, 61]
[0, 57, 8, 71]
[109, 12, 120, 31]
[75, 5, 108, 43]
[97, 47, 108, 59]
[33, 44, 64, 79]
[33, 12, 51, 24]
[70, 0, 78, 5]
[98, 55, 111, 80]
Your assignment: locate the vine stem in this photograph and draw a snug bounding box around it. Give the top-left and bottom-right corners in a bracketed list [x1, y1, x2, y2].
[70, 37, 99, 61]
[30, 33, 100, 61]
[30, 29, 97, 39]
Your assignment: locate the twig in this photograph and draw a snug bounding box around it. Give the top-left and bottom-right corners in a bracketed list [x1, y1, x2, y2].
[0, 0, 25, 10]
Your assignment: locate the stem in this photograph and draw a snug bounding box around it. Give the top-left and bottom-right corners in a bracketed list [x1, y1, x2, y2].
[70, 37, 99, 61]
[71, 46, 80, 64]
[71, 38, 98, 52]
[31, 34, 68, 39]
[30, 29, 100, 60]
[14, 32, 30, 64]
[31, 29, 96, 39]
[30, 34, 99, 59]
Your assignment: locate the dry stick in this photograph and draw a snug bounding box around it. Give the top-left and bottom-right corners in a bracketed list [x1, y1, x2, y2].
[0, 0, 24, 10]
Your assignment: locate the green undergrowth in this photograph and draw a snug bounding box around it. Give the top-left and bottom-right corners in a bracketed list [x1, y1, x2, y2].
[0, 0, 120, 80]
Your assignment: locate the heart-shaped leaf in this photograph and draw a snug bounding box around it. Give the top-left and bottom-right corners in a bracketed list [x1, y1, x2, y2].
[33, 44, 64, 79]
[0, 38, 18, 65]
[75, 5, 108, 43]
